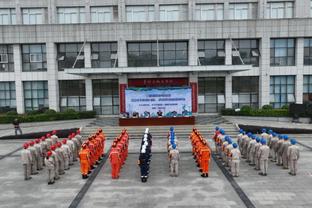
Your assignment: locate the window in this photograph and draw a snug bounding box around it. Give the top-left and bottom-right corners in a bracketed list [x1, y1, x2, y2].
[270, 76, 295, 108]
[57, 43, 84, 71]
[195, 4, 223, 20]
[0, 82, 16, 112]
[304, 75, 312, 103]
[198, 77, 225, 113]
[304, 38, 312, 65]
[270, 39, 295, 66]
[198, 40, 225, 65]
[232, 39, 260, 66]
[93, 80, 119, 115]
[159, 5, 188, 21]
[22, 44, 47, 72]
[91, 6, 117, 23]
[311, 0, 312, 17]
[22, 8, 47, 24]
[59, 80, 86, 112]
[57, 7, 85, 24]
[127, 41, 188, 67]
[232, 77, 259, 109]
[126, 5, 154, 22]
[0, 9, 16, 25]
[229, 3, 257, 20]
[91, 42, 117, 68]
[266, 2, 293, 19]
[23, 81, 48, 111]
[0, 45, 14, 72]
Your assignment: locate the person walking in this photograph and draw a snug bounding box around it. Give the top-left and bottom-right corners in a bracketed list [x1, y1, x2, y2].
[13, 118, 22, 135]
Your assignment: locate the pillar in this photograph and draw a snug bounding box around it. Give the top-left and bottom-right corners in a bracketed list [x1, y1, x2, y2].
[118, 0, 126, 22]
[118, 38, 127, 67]
[225, 73, 232, 109]
[225, 39, 232, 65]
[155, 0, 160, 21]
[189, 72, 198, 114]
[295, 38, 304, 104]
[189, 36, 198, 66]
[13, 45, 24, 114]
[46, 42, 59, 112]
[15, 1, 22, 24]
[85, 79, 93, 111]
[259, 36, 270, 107]
[48, 0, 56, 24]
[85, 0, 91, 23]
[119, 74, 128, 113]
[224, 2, 230, 20]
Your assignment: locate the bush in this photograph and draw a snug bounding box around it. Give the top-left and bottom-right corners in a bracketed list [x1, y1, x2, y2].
[281, 104, 289, 110]
[6, 111, 17, 116]
[221, 107, 289, 117]
[44, 109, 57, 114]
[262, 105, 273, 110]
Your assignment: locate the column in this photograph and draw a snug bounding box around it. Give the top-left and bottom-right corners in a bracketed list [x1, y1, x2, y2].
[13, 45, 24, 114]
[225, 39, 232, 65]
[85, 1, 91, 23]
[155, 0, 160, 21]
[258, 0, 267, 19]
[189, 36, 198, 66]
[46, 42, 59, 112]
[295, 38, 304, 104]
[85, 79, 93, 111]
[118, 0, 126, 22]
[48, 0, 56, 24]
[189, 72, 198, 114]
[119, 74, 128, 113]
[84, 43, 91, 68]
[225, 74, 232, 109]
[188, 0, 195, 21]
[295, 0, 311, 18]
[118, 38, 127, 67]
[259, 36, 270, 107]
[223, 2, 230, 20]
[15, 1, 22, 24]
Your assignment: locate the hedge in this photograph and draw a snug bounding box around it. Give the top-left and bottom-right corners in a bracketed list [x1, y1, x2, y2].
[221, 108, 289, 117]
[0, 110, 96, 124]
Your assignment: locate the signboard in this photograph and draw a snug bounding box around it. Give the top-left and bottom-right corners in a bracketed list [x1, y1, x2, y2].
[125, 87, 192, 117]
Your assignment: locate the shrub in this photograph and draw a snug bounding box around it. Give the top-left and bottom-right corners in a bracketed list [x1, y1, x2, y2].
[261, 105, 273, 110]
[78, 111, 97, 119]
[44, 109, 57, 114]
[221, 107, 289, 117]
[6, 111, 17, 116]
[281, 104, 289, 110]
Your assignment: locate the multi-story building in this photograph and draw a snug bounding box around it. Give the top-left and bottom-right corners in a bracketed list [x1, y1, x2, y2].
[0, 0, 312, 115]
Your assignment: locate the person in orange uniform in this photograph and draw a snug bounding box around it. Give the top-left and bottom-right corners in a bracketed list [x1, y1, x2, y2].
[109, 142, 121, 179]
[87, 137, 96, 169]
[199, 142, 211, 177]
[79, 143, 90, 179]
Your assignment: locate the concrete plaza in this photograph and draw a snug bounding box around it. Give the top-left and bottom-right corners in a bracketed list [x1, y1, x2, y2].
[0, 118, 311, 208]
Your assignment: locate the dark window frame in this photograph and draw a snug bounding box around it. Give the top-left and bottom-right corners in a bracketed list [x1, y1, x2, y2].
[59, 80, 86, 112]
[232, 39, 260, 66]
[57, 43, 85, 71]
[22, 44, 47, 72]
[232, 76, 259, 108]
[23, 81, 49, 111]
[0, 81, 16, 112]
[0, 45, 14, 72]
[91, 42, 118, 68]
[198, 39, 225, 65]
[270, 75, 295, 108]
[304, 38, 312, 65]
[270, 38, 295, 66]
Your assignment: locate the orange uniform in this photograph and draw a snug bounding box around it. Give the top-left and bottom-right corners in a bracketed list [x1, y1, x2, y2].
[79, 148, 90, 178]
[199, 147, 211, 175]
[109, 147, 121, 179]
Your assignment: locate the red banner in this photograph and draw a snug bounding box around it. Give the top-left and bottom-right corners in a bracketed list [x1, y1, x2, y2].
[128, 78, 188, 87]
[119, 84, 127, 113]
[190, 82, 198, 113]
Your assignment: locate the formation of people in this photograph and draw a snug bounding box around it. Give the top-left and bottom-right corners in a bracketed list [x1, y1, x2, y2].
[21, 129, 83, 184]
[237, 128, 300, 176]
[137, 128, 152, 182]
[167, 127, 180, 177]
[190, 128, 211, 177]
[108, 129, 129, 179]
[79, 128, 106, 179]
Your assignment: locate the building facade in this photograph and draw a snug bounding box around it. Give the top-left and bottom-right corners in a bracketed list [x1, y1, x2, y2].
[0, 0, 312, 115]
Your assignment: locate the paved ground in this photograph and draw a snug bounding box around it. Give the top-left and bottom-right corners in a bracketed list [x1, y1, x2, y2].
[0, 117, 312, 208]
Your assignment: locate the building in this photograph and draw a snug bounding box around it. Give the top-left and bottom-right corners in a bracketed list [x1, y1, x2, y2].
[0, 0, 312, 115]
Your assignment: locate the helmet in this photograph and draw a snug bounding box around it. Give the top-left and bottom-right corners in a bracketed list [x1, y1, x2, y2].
[71, 133, 75, 137]
[29, 141, 34, 146]
[76, 129, 81, 134]
[82, 143, 87, 149]
[112, 142, 117, 147]
[272, 132, 277, 137]
[23, 143, 29, 149]
[268, 129, 273, 134]
[256, 137, 260, 143]
[56, 142, 62, 148]
[251, 135, 256, 139]
[145, 128, 149, 134]
[224, 136, 229, 142]
[172, 143, 176, 149]
[170, 127, 174, 132]
[35, 138, 40, 144]
[283, 135, 289, 140]
[261, 128, 266, 133]
[239, 129, 244, 133]
[41, 136, 46, 141]
[47, 151, 52, 157]
[52, 130, 57, 135]
[220, 129, 225, 135]
[247, 132, 252, 137]
[50, 145, 56, 151]
[261, 139, 266, 145]
[233, 143, 238, 148]
[290, 138, 297, 145]
[46, 133, 51, 138]
[62, 139, 67, 144]
[215, 126, 220, 131]
[228, 139, 232, 145]
[278, 134, 283, 139]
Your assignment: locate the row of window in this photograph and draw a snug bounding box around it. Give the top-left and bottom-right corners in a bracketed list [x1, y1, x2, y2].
[2, 75, 312, 113]
[1, 38, 311, 72]
[0, 2, 309, 25]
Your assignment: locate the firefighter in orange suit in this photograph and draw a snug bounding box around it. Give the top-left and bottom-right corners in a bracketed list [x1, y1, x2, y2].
[199, 144, 211, 177]
[109, 142, 121, 179]
[79, 143, 90, 179]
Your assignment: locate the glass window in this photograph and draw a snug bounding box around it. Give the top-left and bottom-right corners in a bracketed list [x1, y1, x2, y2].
[22, 44, 47, 72]
[0, 45, 14, 72]
[57, 7, 85, 24]
[232, 39, 259, 66]
[22, 8, 47, 24]
[270, 38, 295, 66]
[304, 38, 312, 65]
[232, 76, 259, 109]
[0, 82, 16, 112]
[59, 80, 86, 112]
[0, 9, 16, 25]
[91, 7, 115, 23]
[91, 42, 117, 68]
[229, 3, 257, 20]
[195, 4, 224, 20]
[126, 5, 154, 22]
[266, 2, 293, 19]
[159, 5, 188, 21]
[23, 81, 48, 111]
[198, 40, 225, 65]
[93, 79, 119, 115]
[57, 43, 84, 71]
[270, 76, 295, 108]
[303, 75, 312, 103]
[198, 77, 225, 113]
